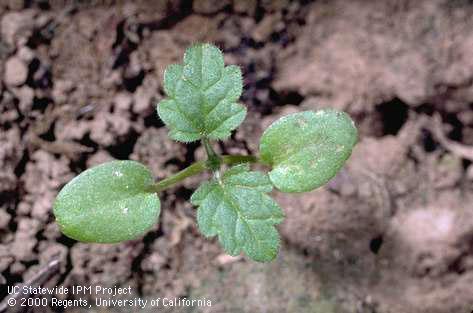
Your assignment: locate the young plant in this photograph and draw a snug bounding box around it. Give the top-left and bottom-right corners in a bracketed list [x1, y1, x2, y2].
[53, 43, 358, 262]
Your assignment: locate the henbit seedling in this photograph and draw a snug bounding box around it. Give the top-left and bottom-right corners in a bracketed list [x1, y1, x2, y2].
[53, 43, 358, 262]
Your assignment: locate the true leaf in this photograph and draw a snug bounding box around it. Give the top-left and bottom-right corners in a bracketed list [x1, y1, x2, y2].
[53, 160, 160, 243]
[157, 43, 246, 142]
[259, 109, 358, 193]
[191, 164, 284, 262]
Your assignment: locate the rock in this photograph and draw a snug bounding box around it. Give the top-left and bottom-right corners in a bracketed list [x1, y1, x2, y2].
[4, 56, 28, 86]
[252, 13, 284, 42]
[0, 248, 14, 273]
[387, 207, 458, 276]
[0, 10, 36, 46]
[30, 192, 55, 222]
[11, 85, 34, 112]
[89, 110, 132, 146]
[9, 262, 25, 275]
[43, 223, 61, 241]
[11, 218, 40, 261]
[113, 92, 133, 111]
[375, 195, 473, 313]
[133, 75, 159, 115]
[0, 209, 11, 230]
[233, 0, 257, 16]
[123, 52, 143, 82]
[17, 46, 35, 63]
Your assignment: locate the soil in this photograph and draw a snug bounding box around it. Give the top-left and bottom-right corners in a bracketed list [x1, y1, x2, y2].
[1, 1, 473, 313]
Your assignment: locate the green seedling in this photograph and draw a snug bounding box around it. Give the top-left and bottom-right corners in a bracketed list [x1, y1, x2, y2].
[53, 43, 358, 262]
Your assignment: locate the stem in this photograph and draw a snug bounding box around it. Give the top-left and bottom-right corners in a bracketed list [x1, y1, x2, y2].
[202, 138, 218, 159]
[149, 155, 260, 193]
[221, 155, 259, 165]
[202, 138, 221, 171]
[150, 161, 207, 193]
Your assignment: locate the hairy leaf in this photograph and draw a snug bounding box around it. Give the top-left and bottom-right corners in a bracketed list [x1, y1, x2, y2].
[157, 43, 246, 142]
[53, 161, 160, 243]
[191, 164, 284, 262]
[259, 109, 358, 193]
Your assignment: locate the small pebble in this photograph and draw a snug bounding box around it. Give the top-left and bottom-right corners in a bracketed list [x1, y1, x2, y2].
[4, 56, 28, 86]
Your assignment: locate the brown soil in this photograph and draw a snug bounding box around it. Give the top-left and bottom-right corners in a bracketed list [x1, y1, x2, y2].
[1, 1, 473, 312]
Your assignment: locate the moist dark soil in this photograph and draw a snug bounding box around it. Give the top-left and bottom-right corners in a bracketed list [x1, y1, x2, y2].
[1, 1, 473, 313]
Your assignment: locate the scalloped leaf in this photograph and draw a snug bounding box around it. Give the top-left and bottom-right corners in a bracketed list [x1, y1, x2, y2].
[157, 43, 246, 142]
[53, 161, 160, 243]
[259, 109, 358, 193]
[191, 164, 284, 262]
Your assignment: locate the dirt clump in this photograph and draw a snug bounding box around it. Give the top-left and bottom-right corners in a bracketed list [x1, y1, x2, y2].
[275, 0, 473, 114]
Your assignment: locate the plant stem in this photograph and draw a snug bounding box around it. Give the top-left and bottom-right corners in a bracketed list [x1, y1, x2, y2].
[202, 138, 218, 159]
[202, 138, 221, 171]
[221, 155, 259, 165]
[150, 161, 207, 193]
[149, 154, 260, 193]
